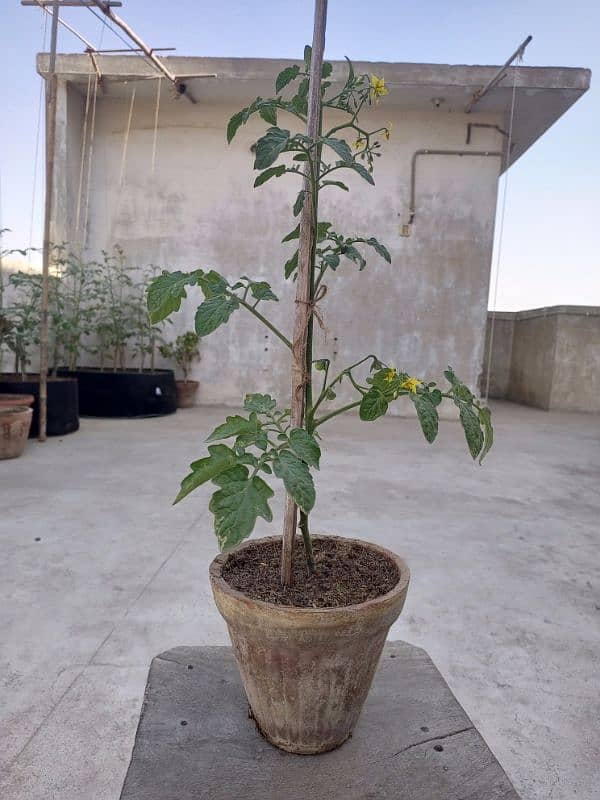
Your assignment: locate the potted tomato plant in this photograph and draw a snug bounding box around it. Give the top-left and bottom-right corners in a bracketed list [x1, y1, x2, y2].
[159, 331, 200, 408]
[148, 43, 493, 754]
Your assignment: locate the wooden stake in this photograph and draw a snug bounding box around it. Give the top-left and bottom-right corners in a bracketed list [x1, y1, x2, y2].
[280, 0, 328, 587]
[38, 0, 60, 442]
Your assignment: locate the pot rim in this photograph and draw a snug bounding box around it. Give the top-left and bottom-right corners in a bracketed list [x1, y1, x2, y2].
[209, 534, 410, 617]
[175, 379, 200, 387]
[0, 405, 33, 415]
[0, 393, 35, 403]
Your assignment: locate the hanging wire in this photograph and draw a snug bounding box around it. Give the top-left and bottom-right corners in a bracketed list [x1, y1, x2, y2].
[484, 58, 521, 402]
[28, 10, 49, 265]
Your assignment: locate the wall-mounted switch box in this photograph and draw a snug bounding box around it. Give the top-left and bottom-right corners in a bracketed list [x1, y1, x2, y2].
[400, 224, 411, 237]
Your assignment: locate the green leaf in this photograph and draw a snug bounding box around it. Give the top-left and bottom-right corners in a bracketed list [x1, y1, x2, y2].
[430, 388, 443, 407]
[459, 404, 484, 460]
[206, 414, 259, 443]
[478, 406, 494, 464]
[273, 450, 315, 513]
[146, 270, 201, 323]
[342, 244, 366, 270]
[349, 162, 375, 185]
[244, 393, 277, 413]
[236, 429, 269, 451]
[293, 190, 305, 217]
[445, 366, 474, 403]
[276, 64, 300, 93]
[411, 394, 438, 444]
[197, 269, 228, 298]
[321, 180, 349, 191]
[359, 388, 389, 421]
[303, 45, 312, 71]
[210, 469, 274, 550]
[289, 428, 321, 468]
[366, 237, 391, 263]
[174, 444, 238, 504]
[249, 281, 278, 301]
[254, 165, 286, 187]
[284, 250, 299, 279]
[194, 295, 239, 337]
[322, 136, 353, 162]
[259, 105, 277, 126]
[316, 221, 332, 242]
[323, 253, 340, 269]
[322, 61, 333, 79]
[254, 127, 290, 170]
[227, 110, 245, 143]
[282, 225, 300, 243]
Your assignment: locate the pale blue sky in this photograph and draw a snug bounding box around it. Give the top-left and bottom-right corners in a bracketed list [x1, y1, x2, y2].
[1, 0, 598, 310]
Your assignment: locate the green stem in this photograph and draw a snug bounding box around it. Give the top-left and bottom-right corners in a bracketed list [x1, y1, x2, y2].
[235, 295, 292, 350]
[314, 399, 362, 428]
[299, 511, 315, 573]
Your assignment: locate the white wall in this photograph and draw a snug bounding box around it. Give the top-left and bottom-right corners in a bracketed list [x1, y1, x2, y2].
[59, 86, 503, 411]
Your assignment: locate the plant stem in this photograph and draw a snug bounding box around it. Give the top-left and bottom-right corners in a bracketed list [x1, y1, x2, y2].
[235, 295, 292, 350]
[299, 511, 315, 573]
[314, 399, 362, 428]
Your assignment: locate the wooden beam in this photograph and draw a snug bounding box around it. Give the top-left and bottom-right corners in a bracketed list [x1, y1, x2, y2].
[38, 0, 60, 442]
[22, 1, 122, 6]
[280, 0, 328, 586]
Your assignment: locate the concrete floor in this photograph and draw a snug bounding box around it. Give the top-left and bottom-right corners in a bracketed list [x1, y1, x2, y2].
[1, 401, 599, 800]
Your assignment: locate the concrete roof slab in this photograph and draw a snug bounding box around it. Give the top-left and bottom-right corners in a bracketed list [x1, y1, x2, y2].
[38, 54, 590, 169]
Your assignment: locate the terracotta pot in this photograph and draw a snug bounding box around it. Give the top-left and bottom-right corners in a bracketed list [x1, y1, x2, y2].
[210, 535, 410, 754]
[0, 406, 33, 459]
[0, 393, 35, 409]
[175, 380, 199, 409]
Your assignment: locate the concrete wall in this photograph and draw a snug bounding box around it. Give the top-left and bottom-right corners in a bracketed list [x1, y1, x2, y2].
[484, 306, 600, 412]
[55, 83, 505, 411]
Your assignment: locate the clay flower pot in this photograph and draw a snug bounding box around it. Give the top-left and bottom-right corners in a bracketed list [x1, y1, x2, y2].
[175, 379, 199, 409]
[0, 393, 35, 409]
[0, 406, 33, 459]
[209, 535, 410, 754]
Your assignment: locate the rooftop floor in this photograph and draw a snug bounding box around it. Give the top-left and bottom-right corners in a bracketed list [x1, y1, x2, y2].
[1, 401, 599, 799]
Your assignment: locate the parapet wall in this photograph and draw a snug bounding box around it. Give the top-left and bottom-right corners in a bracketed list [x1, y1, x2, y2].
[482, 306, 600, 412]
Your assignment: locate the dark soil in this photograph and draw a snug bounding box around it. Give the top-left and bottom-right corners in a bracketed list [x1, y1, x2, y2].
[221, 537, 399, 608]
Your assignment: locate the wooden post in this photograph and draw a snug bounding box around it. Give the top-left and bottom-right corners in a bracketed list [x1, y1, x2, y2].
[280, 0, 328, 587]
[38, 0, 60, 442]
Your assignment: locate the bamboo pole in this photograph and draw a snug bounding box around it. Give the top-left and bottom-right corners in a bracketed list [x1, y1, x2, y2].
[38, 0, 60, 442]
[280, 0, 328, 587]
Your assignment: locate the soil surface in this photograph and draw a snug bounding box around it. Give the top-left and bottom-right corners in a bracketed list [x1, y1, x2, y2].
[221, 537, 399, 608]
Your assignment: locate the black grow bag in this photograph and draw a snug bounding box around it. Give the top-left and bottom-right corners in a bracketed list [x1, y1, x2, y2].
[0, 374, 79, 437]
[58, 368, 177, 418]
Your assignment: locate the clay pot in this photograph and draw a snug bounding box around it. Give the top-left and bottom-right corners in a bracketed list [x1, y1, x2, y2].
[0, 406, 33, 459]
[209, 535, 410, 754]
[0, 393, 35, 409]
[175, 380, 199, 409]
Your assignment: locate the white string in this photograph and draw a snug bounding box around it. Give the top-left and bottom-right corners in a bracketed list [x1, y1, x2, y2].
[119, 86, 136, 189]
[484, 57, 520, 402]
[28, 11, 48, 265]
[108, 85, 136, 247]
[151, 77, 162, 176]
[74, 70, 93, 248]
[81, 75, 98, 254]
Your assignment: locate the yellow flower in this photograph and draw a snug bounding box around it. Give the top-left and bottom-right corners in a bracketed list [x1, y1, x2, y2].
[401, 377, 421, 394]
[384, 123, 392, 141]
[370, 74, 388, 101]
[353, 136, 365, 150]
[384, 368, 397, 383]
